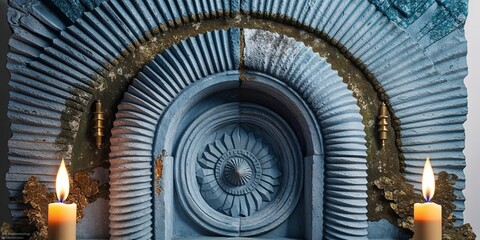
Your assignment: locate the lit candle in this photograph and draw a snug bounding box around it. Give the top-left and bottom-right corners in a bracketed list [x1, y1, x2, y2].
[48, 158, 76, 240]
[414, 157, 442, 240]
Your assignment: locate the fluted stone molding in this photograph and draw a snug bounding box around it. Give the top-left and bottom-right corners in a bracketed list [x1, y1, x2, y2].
[243, 29, 368, 239]
[6, 0, 240, 224]
[109, 27, 368, 238]
[5, 0, 468, 235]
[240, 0, 468, 222]
[109, 28, 240, 239]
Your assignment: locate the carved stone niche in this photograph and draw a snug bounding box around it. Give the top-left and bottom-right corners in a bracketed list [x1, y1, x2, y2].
[109, 29, 368, 239]
[166, 86, 305, 237]
[5, 0, 470, 239]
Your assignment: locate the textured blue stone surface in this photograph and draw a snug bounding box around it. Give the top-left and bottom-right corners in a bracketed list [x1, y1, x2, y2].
[5, 0, 469, 238]
[368, 0, 468, 44]
[243, 29, 368, 239]
[240, 0, 468, 224]
[108, 27, 368, 239]
[49, 0, 85, 23]
[367, 219, 411, 239]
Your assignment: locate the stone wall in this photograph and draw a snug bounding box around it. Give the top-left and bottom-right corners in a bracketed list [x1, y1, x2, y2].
[4, 0, 469, 239]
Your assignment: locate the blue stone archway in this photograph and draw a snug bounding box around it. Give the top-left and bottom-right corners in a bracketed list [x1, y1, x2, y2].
[5, 0, 469, 239]
[109, 29, 368, 239]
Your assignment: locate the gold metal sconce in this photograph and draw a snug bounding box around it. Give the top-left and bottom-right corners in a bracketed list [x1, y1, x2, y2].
[93, 100, 105, 149]
[378, 102, 388, 149]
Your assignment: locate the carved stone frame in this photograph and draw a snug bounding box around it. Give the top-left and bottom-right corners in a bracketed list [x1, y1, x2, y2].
[6, 0, 468, 239]
[109, 29, 368, 239]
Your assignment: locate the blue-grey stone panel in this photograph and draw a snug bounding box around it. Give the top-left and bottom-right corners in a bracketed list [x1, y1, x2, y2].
[110, 26, 368, 238]
[240, 0, 467, 223]
[368, 0, 467, 43]
[49, 0, 87, 23]
[6, 0, 240, 225]
[173, 104, 303, 236]
[243, 29, 368, 239]
[5, 0, 469, 235]
[109, 28, 240, 239]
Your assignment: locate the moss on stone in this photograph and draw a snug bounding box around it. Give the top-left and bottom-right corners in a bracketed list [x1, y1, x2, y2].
[374, 172, 476, 239]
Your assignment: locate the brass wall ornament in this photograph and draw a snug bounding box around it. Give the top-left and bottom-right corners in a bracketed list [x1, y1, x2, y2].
[378, 102, 388, 149]
[93, 100, 105, 149]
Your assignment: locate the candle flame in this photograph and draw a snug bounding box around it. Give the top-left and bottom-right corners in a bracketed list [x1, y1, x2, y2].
[56, 158, 70, 202]
[422, 157, 435, 202]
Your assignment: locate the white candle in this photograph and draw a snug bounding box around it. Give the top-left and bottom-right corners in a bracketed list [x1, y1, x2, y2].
[414, 157, 442, 240]
[48, 158, 76, 240]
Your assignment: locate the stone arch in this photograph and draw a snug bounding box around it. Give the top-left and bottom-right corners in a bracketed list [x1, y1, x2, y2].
[109, 28, 367, 239]
[6, 0, 467, 236]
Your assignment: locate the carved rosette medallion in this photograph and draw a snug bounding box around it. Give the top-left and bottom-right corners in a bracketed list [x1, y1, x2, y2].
[175, 103, 303, 236]
[196, 127, 282, 217]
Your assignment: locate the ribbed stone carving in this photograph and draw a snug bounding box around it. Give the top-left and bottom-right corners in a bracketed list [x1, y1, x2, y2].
[108, 29, 241, 239]
[240, 1, 467, 224]
[196, 127, 281, 217]
[5, 0, 469, 238]
[243, 29, 369, 239]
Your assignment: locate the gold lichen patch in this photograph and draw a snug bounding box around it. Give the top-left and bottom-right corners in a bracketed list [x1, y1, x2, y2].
[23, 176, 55, 239]
[22, 172, 101, 238]
[1, 222, 15, 238]
[155, 151, 167, 195]
[374, 172, 476, 239]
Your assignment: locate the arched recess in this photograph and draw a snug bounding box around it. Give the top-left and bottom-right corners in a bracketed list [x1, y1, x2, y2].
[6, 0, 468, 234]
[109, 28, 367, 239]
